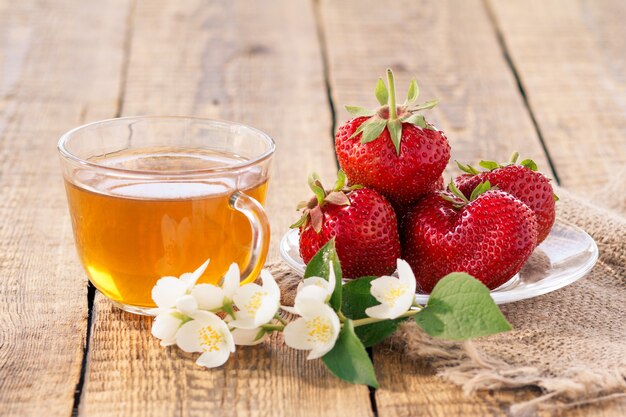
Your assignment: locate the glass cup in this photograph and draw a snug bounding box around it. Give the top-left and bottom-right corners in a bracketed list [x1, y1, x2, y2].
[58, 116, 274, 315]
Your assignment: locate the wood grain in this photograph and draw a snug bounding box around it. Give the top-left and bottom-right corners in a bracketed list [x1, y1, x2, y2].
[0, 0, 129, 416]
[78, 1, 373, 416]
[318, 0, 624, 416]
[319, 0, 551, 178]
[489, 0, 626, 195]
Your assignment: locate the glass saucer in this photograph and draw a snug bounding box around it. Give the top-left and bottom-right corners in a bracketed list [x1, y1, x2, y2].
[279, 222, 599, 305]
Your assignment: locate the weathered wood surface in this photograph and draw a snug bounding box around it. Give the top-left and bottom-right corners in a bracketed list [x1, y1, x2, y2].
[78, 1, 373, 416]
[489, 0, 626, 197]
[1, 0, 624, 416]
[318, 0, 625, 416]
[0, 0, 127, 416]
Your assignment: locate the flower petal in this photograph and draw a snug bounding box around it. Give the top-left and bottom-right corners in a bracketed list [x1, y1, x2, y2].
[183, 258, 210, 288]
[232, 283, 263, 319]
[195, 348, 231, 368]
[151, 310, 183, 341]
[397, 259, 417, 294]
[369, 276, 400, 301]
[222, 263, 241, 298]
[365, 303, 395, 320]
[152, 277, 188, 309]
[231, 327, 267, 346]
[280, 305, 299, 315]
[293, 285, 329, 310]
[160, 338, 178, 347]
[283, 318, 315, 351]
[191, 284, 225, 310]
[176, 294, 198, 316]
[176, 320, 205, 353]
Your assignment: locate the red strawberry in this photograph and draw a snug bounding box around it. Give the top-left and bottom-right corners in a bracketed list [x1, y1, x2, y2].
[292, 171, 401, 278]
[393, 175, 444, 226]
[455, 153, 557, 244]
[335, 69, 450, 206]
[401, 181, 538, 293]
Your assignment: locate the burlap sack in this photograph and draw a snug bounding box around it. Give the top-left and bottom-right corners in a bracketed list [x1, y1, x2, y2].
[271, 185, 626, 415]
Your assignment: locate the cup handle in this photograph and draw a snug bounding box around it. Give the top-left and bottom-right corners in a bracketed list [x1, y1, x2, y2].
[229, 191, 271, 285]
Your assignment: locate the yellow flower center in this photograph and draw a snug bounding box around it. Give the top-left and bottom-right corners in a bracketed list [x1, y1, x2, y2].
[198, 325, 224, 352]
[306, 316, 332, 343]
[384, 284, 409, 305]
[245, 291, 267, 315]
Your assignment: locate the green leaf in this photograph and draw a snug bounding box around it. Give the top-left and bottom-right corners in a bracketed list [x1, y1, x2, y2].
[334, 170, 347, 191]
[304, 239, 342, 311]
[322, 320, 379, 388]
[553, 193, 559, 202]
[342, 276, 406, 347]
[410, 99, 439, 111]
[324, 191, 350, 206]
[345, 105, 375, 117]
[406, 79, 419, 103]
[469, 180, 492, 201]
[403, 113, 427, 128]
[447, 180, 469, 203]
[520, 159, 538, 171]
[387, 119, 402, 155]
[359, 119, 388, 144]
[290, 214, 307, 229]
[414, 273, 512, 340]
[455, 160, 480, 175]
[375, 78, 388, 105]
[479, 160, 500, 171]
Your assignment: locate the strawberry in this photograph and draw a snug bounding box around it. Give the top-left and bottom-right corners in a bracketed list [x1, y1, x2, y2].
[335, 69, 450, 206]
[401, 181, 538, 293]
[292, 171, 401, 278]
[455, 152, 557, 244]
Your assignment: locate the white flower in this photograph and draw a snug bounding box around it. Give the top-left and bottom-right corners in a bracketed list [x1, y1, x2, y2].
[231, 327, 268, 346]
[365, 259, 416, 320]
[296, 264, 336, 303]
[283, 297, 341, 360]
[151, 309, 185, 346]
[230, 270, 280, 329]
[190, 263, 240, 311]
[151, 259, 210, 309]
[176, 311, 235, 368]
[282, 263, 336, 314]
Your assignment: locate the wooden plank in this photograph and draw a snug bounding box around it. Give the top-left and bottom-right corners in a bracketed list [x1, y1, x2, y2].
[0, 0, 129, 416]
[78, 1, 374, 416]
[488, 0, 626, 194]
[318, 0, 623, 416]
[319, 0, 551, 177]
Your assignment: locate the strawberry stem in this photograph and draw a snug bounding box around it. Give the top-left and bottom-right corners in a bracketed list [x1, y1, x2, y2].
[387, 68, 398, 120]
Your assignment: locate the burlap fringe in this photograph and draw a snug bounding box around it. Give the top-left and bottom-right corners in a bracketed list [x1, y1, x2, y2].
[270, 261, 626, 415]
[391, 321, 626, 416]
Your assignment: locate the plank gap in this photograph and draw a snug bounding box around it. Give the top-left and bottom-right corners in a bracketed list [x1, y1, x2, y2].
[71, 284, 96, 417]
[115, 0, 137, 118]
[312, 0, 339, 167]
[483, 0, 561, 185]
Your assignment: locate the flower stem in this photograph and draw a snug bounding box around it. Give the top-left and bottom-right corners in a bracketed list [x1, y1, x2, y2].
[387, 68, 398, 120]
[337, 310, 348, 322]
[352, 308, 421, 328]
[274, 313, 287, 326]
[261, 323, 285, 332]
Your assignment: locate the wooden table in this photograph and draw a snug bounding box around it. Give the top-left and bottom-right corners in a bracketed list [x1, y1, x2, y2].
[1, 0, 625, 416]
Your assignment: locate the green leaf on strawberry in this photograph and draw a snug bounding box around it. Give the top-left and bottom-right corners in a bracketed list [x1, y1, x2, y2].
[375, 78, 388, 105]
[344, 69, 440, 155]
[415, 273, 512, 340]
[406, 78, 419, 104]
